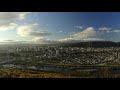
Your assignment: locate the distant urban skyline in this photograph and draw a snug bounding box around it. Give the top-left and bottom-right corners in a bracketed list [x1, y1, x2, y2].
[0, 12, 120, 44]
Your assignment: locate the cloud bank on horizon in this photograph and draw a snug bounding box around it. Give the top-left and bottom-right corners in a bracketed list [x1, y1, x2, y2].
[0, 12, 120, 44]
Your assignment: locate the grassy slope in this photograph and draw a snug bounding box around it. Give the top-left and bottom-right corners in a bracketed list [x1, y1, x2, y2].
[1, 65, 120, 78]
[0, 69, 74, 78]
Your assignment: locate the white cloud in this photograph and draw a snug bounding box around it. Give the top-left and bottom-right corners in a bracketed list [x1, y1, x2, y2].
[113, 30, 120, 32]
[81, 38, 105, 41]
[0, 12, 28, 26]
[0, 37, 56, 44]
[0, 12, 29, 31]
[58, 37, 73, 42]
[17, 24, 51, 37]
[75, 26, 83, 29]
[59, 30, 63, 33]
[59, 27, 100, 42]
[0, 39, 32, 44]
[31, 37, 45, 42]
[106, 30, 112, 33]
[31, 37, 56, 44]
[19, 13, 29, 20]
[0, 23, 18, 31]
[98, 27, 112, 31]
[69, 32, 76, 35]
[71, 27, 97, 39]
[59, 37, 103, 42]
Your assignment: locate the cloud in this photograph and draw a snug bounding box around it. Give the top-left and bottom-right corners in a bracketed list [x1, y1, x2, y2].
[59, 38, 104, 42]
[59, 30, 63, 33]
[59, 27, 104, 42]
[98, 27, 120, 33]
[3, 40, 15, 42]
[0, 23, 18, 31]
[69, 32, 76, 35]
[31, 37, 56, 44]
[58, 37, 73, 42]
[0, 12, 28, 26]
[17, 24, 51, 37]
[31, 37, 46, 42]
[75, 26, 83, 29]
[0, 39, 28, 44]
[113, 30, 120, 32]
[0, 37, 56, 44]
[106, 30, 112, 33]
[0, 12, 29, 31]
[1, 38, 64, 44]
[81, 38, 105, 41]
[71, 27, 97, 39]
[98, 27, 112, 31]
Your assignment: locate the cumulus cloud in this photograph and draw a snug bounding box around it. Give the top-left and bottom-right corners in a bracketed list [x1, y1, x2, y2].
[17, 24, 51, 37]
[71, 27, 97, 39]
[0, 12, 29, 31]
[59, 27, 101, 42]
[98, 27, 112, 31]
[0, 12, 28, 26]
[0, 23, 18, 31]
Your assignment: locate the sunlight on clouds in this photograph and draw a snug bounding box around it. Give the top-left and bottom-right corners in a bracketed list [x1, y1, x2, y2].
[0, 12, 29, 32]
[19, 12, 29, 20]
[59, 27, 100, 42]
[0, 23, 18, 31]
[31, 37, 55, 44]
[17, 24, 51, 37]
[0, 38, 9, 42]
[0, 12, 120, 43]
[31, 37, 45, 42]
[71, 27, 97, 39]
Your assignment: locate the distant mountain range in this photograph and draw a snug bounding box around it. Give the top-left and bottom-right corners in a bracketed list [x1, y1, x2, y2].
[57, 41, 120, 47]
[1, 40, 120, 47]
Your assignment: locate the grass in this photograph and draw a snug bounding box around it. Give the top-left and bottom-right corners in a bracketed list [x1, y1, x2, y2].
[0, 68, 74, 78]
[0, 65, 120, 78]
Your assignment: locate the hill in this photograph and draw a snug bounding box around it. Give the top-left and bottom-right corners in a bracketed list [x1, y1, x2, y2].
[58, 41, 119, 47]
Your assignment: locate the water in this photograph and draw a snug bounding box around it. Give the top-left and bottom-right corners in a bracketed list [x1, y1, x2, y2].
[39, 66, 74, 74]
[112, 69, 120, 74]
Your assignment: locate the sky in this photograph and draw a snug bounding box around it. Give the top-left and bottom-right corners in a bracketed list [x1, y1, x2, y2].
[0, 12, 120, 44]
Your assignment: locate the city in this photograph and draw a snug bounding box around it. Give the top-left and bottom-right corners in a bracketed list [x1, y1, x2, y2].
[0, 43, 120, 68]
[0, 12, 120, 78]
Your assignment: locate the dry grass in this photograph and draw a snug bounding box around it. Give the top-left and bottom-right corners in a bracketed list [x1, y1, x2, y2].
[0, 69, 74, 78]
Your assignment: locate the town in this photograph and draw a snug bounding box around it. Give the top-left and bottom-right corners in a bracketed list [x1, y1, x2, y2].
[0, 44, 120, 69]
